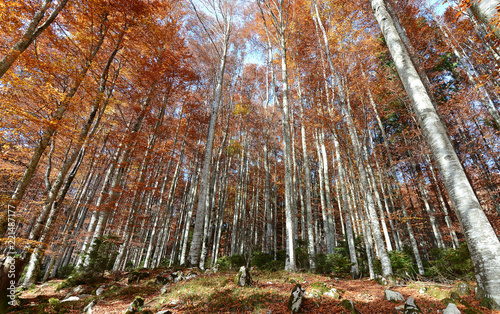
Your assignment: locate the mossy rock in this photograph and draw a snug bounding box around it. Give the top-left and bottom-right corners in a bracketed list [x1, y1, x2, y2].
[480, 297, 499, 310]
[443, 296, 482, 314]
[108, 285, 119, 292]
[145, 278, 156, 286]
[48, 298, 60, 305]
[128, 271, 150, 284]
[310, 282, 329, 294]
[425, 286, 450, 300]
[288, 284, 305, 314]
[125, 296, 145, 314]
[404, 296, 422, 313]
[452, 282, 471, 297]
[234, 266, 252, 287]
[341, 299, 359, 313]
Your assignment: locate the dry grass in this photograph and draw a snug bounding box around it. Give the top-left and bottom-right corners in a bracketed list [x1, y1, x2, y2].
[11, 268, 500, 313]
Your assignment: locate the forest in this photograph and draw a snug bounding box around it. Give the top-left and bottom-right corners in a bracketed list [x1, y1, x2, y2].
[1, 0, 500, 313]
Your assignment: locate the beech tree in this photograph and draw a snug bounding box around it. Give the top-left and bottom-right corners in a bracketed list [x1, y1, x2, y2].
[370, 0, 500, 307]
[187, 0, 234, 268]
[467, 0, 500, 40]
[0, 0, 69, 78]
[2, 0, 500, 310]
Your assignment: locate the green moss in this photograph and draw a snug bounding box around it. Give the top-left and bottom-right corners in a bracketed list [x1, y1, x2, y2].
[425, 286, 450, 300]
[480, 297, 499, 310]
[341, 299, 359, 313]
[48, 298, 59, 305]
[309, 282, 329, 295]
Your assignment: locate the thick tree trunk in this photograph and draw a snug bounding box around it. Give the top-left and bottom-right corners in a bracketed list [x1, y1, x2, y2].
[371, 0, 500, 306]
[469, 0, 500, 40]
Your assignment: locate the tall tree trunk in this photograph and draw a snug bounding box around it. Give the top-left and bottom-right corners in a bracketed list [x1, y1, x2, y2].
[0, 17, 108, 235]
[83, 85, 155, 266]
[469, 0, 500, 40]
[298, 86, 316, 270]
[333, 132, 359, 278]
[0, 0, 69, 78]
[371, 0, 500, 306]
[188, 14, 231, 266]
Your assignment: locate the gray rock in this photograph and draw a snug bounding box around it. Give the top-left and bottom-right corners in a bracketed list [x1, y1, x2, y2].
[155, 274, 170, 285]
[287, 284, 305, 314]
[128, 271, 150, 284]
[171, 271, 184, 284]
[376, 275, 388, 286]
[235, 266, 252, 287]
[418, 287, 427, 294]
[453, 282, 471, 297]
[96, 285, 105, 296]
[395, 304, 404, 312]
[403, 296, 422, 313]
[184, 272, 197, 281]
[324, 288, 340, 299]
[305, 288, 322, 298]
[160, 284, 170, 295]
[156, 311, 172, 314]
[74, 285, 85, 294]
[83, 300, 97, 314]
[124, 296, 144, 314]
[65, 285, 85, 298]
[60, 296, 80, 303]
[385, 289, 405, 302]
[443, 303, 461, 314]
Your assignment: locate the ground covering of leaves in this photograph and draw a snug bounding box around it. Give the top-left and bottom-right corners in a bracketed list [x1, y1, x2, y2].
[11, 268, 500, 313]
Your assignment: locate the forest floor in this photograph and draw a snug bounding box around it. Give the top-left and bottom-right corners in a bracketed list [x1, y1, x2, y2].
[10, 267, 500, 313]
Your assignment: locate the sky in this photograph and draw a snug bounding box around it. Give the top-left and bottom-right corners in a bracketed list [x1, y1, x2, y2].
[243, 0, 453, 66]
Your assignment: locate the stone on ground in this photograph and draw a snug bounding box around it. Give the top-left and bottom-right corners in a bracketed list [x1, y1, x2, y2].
[83, 300, 96, 314]
[443, 302, 461, 314]
[95, 285, 105, 296]
[124, 295, 144, 314]
[234, 266, 252, 287]
[385, 289, 405, 302]
[128, 271, 150, 284]
[155, 272, 171, 285]
[171, 271, 184, 284]
[288, 284, 305, 314]
[60, 296, 80, 303]
[65, 285, 85, 298]
[323, 287, 340, 299]
[403, 296, 422, 313]
[453, 282, 471, 297]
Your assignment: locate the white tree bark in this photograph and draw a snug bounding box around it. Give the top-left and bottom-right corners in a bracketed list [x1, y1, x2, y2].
[188, 3, 231, 266]
[298, 88, 316, 270]
[371, 0, 500, 306]
[333, 132, 359, 278]
[469, 0, 500, 40]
